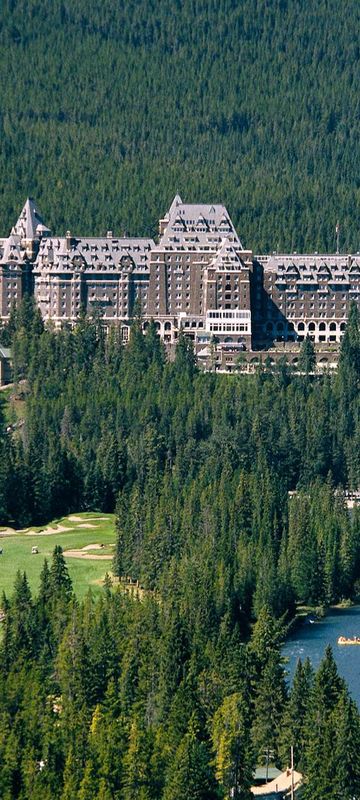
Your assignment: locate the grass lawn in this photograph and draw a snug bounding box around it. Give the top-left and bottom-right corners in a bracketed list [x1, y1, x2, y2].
[0, 512, 116, 599]
[0, 386, 26, 427]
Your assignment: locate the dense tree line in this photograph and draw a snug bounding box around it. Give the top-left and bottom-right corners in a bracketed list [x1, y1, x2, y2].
[1, 553, 360, 800]
[1, 299, 360, 614]
[0, 301, 360, 796]
[1, 0, 360, 251]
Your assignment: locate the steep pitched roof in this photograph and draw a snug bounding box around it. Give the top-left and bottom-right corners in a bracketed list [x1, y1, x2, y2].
[209, 239, 244, 270]
[35, 236, 155, 272]
[0, 234, 24, 265]
[167, 195, 183, 216]
[11, 198, 50, 240]
[160, 199, 244, 247]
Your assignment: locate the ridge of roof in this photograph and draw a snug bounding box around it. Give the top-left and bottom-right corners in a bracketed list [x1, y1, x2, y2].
[11, 198, 50, 240]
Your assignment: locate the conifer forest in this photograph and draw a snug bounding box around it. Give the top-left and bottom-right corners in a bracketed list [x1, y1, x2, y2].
[0, 301, 360, 798]
[2, 1, 360, 798]
[1, 0, 360, 251]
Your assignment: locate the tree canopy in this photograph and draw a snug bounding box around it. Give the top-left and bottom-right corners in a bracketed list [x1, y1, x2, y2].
[1, 0, 360, 252]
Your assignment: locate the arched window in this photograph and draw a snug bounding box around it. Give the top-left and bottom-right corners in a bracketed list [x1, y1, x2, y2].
[319, 322, 326, 331]
[298, 322, 305, 331]
[308, 322, 315, 331]
[330, 322, 337, 331]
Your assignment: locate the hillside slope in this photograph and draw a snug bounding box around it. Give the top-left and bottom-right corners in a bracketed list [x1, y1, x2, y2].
[1, 0, 360, 251]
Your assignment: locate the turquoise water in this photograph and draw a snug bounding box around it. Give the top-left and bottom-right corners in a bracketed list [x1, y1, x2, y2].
[282, 606, 360, 706]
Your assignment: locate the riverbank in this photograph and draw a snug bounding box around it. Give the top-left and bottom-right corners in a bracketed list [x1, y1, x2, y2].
[282, 604, 360, 706]
[286, 596, 360, 637]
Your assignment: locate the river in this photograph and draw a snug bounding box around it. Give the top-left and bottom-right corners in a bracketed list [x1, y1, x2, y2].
[282, 606, 360, 707]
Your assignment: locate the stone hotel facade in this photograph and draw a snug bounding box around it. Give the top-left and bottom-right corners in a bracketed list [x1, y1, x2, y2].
[1, 196, 358, 354]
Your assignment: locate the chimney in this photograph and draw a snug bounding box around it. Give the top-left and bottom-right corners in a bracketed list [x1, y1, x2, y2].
[66, 230, 73, 251]
[107, 230, 113, 239]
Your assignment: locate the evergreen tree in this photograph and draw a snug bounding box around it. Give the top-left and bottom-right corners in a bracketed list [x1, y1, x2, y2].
[212, 693, 254, 800]
[163, 714, 218, 800]
[298, 336, 316, 374]
[122, 716, 153, 800]
[251, 651, 287, 766]
[278, 658, 314, 769]
[50, 546, 73, 601]
[303, 647, 347, 800]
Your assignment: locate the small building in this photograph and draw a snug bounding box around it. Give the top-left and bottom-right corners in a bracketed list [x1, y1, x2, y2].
[253, 768, 282, 787]
[251, 768, 303, 798]
[0, 346, 12, 385]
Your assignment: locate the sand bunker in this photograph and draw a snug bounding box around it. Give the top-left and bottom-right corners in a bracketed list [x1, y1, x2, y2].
[26, 524, 73, 536]
[76, 523, 98, 529]
[0, 523, 74, 536]
[82, 543, 103, 550]
[68, 515, 110, 522]
[64, 549, 113, 560]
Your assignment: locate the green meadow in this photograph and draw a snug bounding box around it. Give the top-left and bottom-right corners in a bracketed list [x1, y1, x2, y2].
[0, 512, 116, 599]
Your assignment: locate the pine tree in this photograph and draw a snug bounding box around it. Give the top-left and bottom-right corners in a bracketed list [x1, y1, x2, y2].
[50, 546, 73, 601]
[122, 716, 153, 800]
[163, 714, 218, 800]
[251, 651, 287, 766]
[174, 333, 197, 378]
[298, 336, 316, 374]
[212, 693, 254, 800]
[302, 647, 347, 800]
[77, 759, 99, 800]
[248, 606, 284, 675]
[61, 747, 81, 800]
[278, 658, 314, 769]
[332, 694, 360, 800]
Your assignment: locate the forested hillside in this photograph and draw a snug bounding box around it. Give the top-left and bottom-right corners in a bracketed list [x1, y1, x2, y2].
[1, 303, 360, 796]
[1, 0, 360, 251]
[2, 556, 360, 799]
[2, 299, 360, 613]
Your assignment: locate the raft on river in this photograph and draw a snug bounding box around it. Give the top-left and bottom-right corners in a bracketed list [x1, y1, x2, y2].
[337, 636, 360, 645]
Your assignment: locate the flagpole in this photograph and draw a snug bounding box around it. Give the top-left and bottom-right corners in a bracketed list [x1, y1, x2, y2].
[336, 221, 340, 255]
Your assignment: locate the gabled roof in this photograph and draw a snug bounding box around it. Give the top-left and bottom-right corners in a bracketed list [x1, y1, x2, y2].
[173, 214, 186, 229]
[251, 768, 303, 796]
[160, 199, 244, 248]
[167, 195, 183, 217]
[35, 235, 155, 272]
[0, 234, 24, 265]
[195, 213, 209, 229]
[209, 239, 244, 271]
[11, 198, 50, 240]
